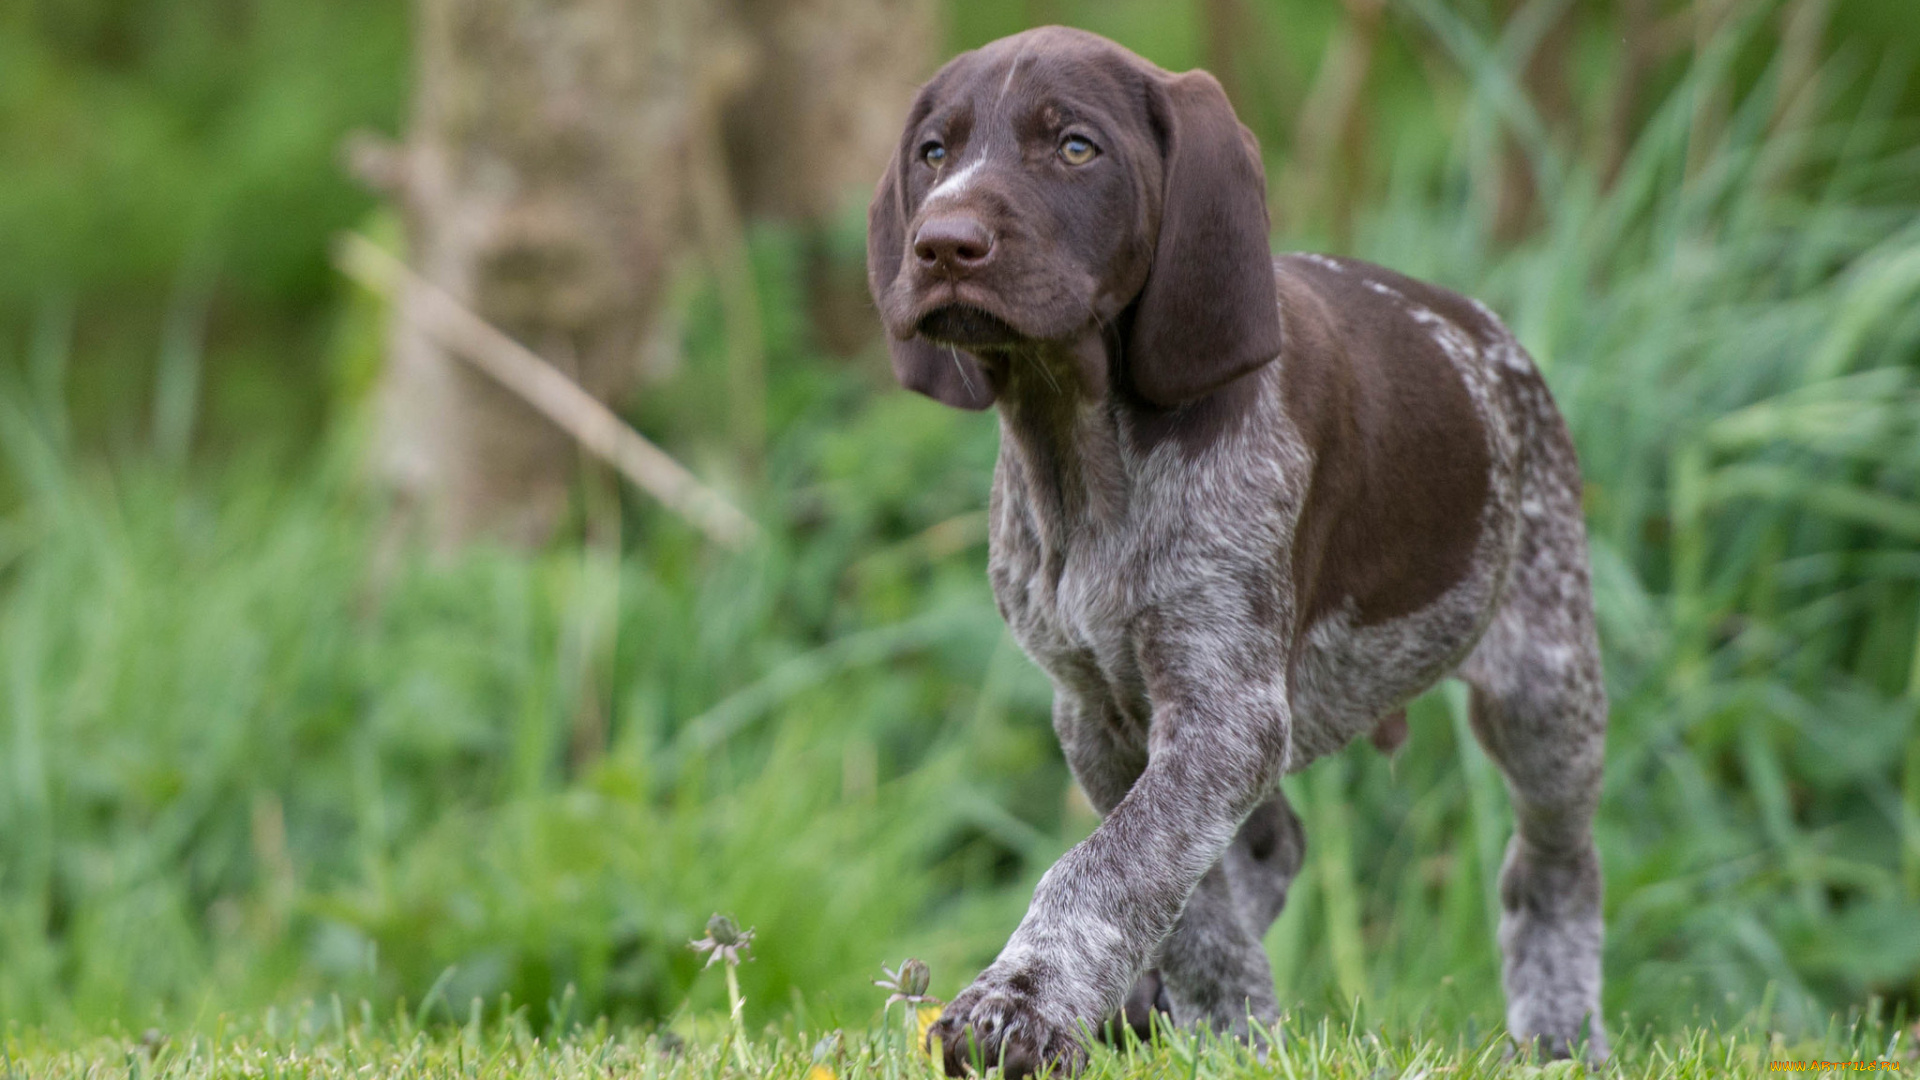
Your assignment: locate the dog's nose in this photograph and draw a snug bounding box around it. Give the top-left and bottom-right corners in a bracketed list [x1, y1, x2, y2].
[913, 215, 994, 273]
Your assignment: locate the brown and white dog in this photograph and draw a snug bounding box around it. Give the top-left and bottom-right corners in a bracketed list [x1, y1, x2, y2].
[867, 26, 1608, 1077]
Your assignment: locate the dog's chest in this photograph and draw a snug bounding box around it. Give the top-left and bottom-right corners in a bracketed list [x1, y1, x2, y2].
[982, 396, 1309, 738]
[986, 489, 1158, 729]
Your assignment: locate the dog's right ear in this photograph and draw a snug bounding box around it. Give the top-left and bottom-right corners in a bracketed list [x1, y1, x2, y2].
[867, 118, 996, 411]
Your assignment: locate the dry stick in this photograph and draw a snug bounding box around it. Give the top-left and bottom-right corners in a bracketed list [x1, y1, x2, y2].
[334, 233, 760, 550]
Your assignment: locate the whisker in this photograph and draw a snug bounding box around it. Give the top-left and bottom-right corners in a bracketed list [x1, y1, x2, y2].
[946, 345, 979, 397]
[1021, 349, 1062, 395]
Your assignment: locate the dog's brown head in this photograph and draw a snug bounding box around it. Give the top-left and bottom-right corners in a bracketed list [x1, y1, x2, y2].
[867, 26, 1281, 411]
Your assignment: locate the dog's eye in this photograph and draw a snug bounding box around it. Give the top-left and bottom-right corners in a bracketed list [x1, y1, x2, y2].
[920, 141, 947, 166]
[1058, 135, 1098, 166]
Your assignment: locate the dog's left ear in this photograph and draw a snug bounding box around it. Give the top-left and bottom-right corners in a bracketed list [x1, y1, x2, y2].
[1126, 70, 1281, 407]
[866, 126, 996, 411]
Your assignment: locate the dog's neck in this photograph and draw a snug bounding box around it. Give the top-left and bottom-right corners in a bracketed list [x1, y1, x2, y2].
[991, 336, 1130, 539]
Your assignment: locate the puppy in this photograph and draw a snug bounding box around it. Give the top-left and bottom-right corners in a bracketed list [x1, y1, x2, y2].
[867, 26, 1608, 1077]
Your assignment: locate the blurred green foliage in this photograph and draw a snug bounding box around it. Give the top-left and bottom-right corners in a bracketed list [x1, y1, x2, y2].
[0, 0, 403, 300]
[3, 0, 1920, 1046]
[0, 0, 406, 458]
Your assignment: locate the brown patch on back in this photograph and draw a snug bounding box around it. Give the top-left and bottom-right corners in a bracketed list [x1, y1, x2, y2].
[1276, 255, 1493, 630]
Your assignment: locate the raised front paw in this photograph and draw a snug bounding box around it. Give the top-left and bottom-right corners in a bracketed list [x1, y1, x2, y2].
[928, 965, 1090, 1078]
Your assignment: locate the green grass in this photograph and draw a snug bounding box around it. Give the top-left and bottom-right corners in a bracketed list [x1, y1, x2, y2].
[4, 1007, 1915, 1080]
[2, 0, 1919, 1058]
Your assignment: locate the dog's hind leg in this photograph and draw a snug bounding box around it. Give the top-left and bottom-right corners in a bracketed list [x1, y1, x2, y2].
[1458, 402, 1609, 1062]
[1149, 790, 1304, 1036]
[1222, 790, 1308, 939]
[1109, 794, 1303, 1041]
[1058, 703, 1303, 1043]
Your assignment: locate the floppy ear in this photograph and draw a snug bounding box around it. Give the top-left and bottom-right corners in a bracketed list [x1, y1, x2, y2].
[1126, 70, 1282, 407]
[866, 136, 996, 410]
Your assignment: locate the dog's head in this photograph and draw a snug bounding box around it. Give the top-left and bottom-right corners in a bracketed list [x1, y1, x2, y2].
[867, 26, 1281, 411]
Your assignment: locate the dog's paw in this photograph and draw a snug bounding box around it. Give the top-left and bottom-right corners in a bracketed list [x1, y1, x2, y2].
[928, 966, 1089, 1078]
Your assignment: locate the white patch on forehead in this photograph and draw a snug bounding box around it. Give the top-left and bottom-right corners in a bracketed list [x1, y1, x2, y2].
[996, 45, 1026, 109]
[924, 43, 1029, 211]
[924, 158, 983, 204]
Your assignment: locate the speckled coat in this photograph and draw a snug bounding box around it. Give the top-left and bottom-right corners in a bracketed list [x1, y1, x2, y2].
[866, 26, 1609, 1078]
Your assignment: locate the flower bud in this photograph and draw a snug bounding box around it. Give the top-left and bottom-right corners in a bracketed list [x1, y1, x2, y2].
[706, 914, 744, 947]
[897, 957, 931, 997]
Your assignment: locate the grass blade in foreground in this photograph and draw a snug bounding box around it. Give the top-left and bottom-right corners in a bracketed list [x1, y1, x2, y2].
[4, 1010, 1913, 1080]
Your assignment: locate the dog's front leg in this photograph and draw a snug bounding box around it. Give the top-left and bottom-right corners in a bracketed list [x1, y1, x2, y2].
[932, 609, 1289, 1077]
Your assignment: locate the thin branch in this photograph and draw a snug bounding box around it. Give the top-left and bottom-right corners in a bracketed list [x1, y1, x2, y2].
[334, 232, 760, 550]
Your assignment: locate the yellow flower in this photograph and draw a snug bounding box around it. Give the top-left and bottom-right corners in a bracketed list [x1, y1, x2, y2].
[918, 1005, 943, 1060]
[805, 1065, 836, 1080]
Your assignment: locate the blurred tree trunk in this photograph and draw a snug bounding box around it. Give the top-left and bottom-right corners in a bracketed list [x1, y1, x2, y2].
[367, 0, 699, 547]
[706, 0, 941, 465]
[724, 0, 939, 223]
[365, 0, 935, 548]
